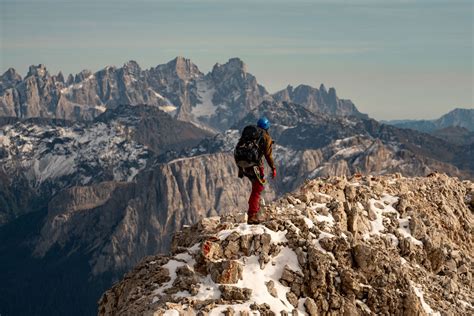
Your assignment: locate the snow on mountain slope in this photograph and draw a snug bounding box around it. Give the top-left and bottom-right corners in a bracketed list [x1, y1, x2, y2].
[99, 173, 474, 315]
[151, 89, 178, 114]
[0, 120, 150, 187]
[193, 79, 218, 119]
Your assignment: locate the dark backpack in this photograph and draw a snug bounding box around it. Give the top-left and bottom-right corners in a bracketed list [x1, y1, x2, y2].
[234, 125, 264, 169]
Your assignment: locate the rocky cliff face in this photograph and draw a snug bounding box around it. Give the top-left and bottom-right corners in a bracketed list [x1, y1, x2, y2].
[0, 57, 365, 131]
[98, 173, 474, 315]
[33, 153, 276, 276]
[0, 105, 210, 225]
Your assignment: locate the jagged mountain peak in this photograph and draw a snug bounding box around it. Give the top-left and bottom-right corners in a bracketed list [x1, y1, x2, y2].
[122, 60, 142, 73]
[295, 84, 314, 90]
[162, 56, 202, 80]
[0, 68, 23, 92]
[56, 71, 65, 83]
[291, 85, 319, 99]
[123, 59, 140, 67]
[272, 83, 367, 119]
[102, 65, 117, 72]
[172, 55, 190, 64]
[27, 64, 49, 78]
[1, 67, 22, 81]
[98, 173, 474, 315]
[211, 57, 248, 76]
[319, 83, 327, 94]
[66, 73, 74, 85]
[271, 85, 293, 102]
[74, 69, 93, 83]
[225, 57, 247, 71]
[0, 57, 365, 127]
[244, 100, 320, 123]
[277, 83, 328, 96]
[328, 87, 338, 103]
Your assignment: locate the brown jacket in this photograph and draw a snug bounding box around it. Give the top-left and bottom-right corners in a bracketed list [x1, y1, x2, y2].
[261, 130, 275, 170]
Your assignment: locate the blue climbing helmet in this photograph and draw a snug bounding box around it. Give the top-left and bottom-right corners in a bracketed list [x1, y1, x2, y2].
[257, 116, 270, 130]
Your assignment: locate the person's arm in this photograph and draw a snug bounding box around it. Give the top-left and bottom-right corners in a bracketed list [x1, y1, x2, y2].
[263, 132, 276, 172]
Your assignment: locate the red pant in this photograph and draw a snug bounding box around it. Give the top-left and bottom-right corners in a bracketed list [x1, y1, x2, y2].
[248, 166, 264, 216]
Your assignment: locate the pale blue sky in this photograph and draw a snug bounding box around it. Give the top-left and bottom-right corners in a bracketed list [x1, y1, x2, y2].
[0, 0, 472, 119]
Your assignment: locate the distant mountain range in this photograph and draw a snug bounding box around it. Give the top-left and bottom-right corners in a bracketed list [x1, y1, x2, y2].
[0, 57, 367, 132]
[383, 108, 474, 132]
[431, 126, 474, 146]
[383, 108, 474, 145]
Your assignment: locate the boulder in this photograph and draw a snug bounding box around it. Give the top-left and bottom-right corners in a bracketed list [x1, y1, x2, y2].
[219, 285, 252, 301]
[209, 260, 243, 284]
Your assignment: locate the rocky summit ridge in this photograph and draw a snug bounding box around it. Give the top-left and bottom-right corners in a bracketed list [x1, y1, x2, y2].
[98, 173, 474, 316]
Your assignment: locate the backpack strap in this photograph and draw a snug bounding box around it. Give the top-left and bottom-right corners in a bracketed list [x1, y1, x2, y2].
[255, 127, 265, 160]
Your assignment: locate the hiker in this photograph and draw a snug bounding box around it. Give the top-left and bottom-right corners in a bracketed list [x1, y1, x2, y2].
[234, 117, 276, 224]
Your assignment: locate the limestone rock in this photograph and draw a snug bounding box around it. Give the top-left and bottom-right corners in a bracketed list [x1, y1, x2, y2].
[304, 297, 319, 316]
[265, 280, 278, 298]
[286, 292, 298, 308]
[219, 285, 252, 301]
[98, 174, 474, 316]
[209, 260, 243, 284]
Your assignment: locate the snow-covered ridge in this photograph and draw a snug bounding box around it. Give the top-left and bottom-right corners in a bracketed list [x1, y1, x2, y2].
[98, 173, 474, 316]
[0, 120, 150, 187]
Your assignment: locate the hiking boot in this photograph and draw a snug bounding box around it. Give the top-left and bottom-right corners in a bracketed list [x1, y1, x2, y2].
[247, 212, 266, 224]
[247, 213, 260, 224]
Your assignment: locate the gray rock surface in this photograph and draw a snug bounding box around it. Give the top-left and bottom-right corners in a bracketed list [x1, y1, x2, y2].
[98, 173, 474, 315]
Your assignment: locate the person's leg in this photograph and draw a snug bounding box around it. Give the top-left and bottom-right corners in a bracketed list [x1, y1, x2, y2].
[248, 180, 264, 216]
[248, 166, 265, 217]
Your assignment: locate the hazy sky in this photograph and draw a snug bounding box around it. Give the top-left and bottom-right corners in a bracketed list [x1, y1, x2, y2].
[0, 0, 472, 120]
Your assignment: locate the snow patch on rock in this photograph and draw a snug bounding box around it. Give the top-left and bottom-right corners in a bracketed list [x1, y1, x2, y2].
[193, 80, 217, 118]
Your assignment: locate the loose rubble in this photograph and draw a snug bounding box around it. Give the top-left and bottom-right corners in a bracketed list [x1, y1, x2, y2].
[99, 173, 473, 315]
